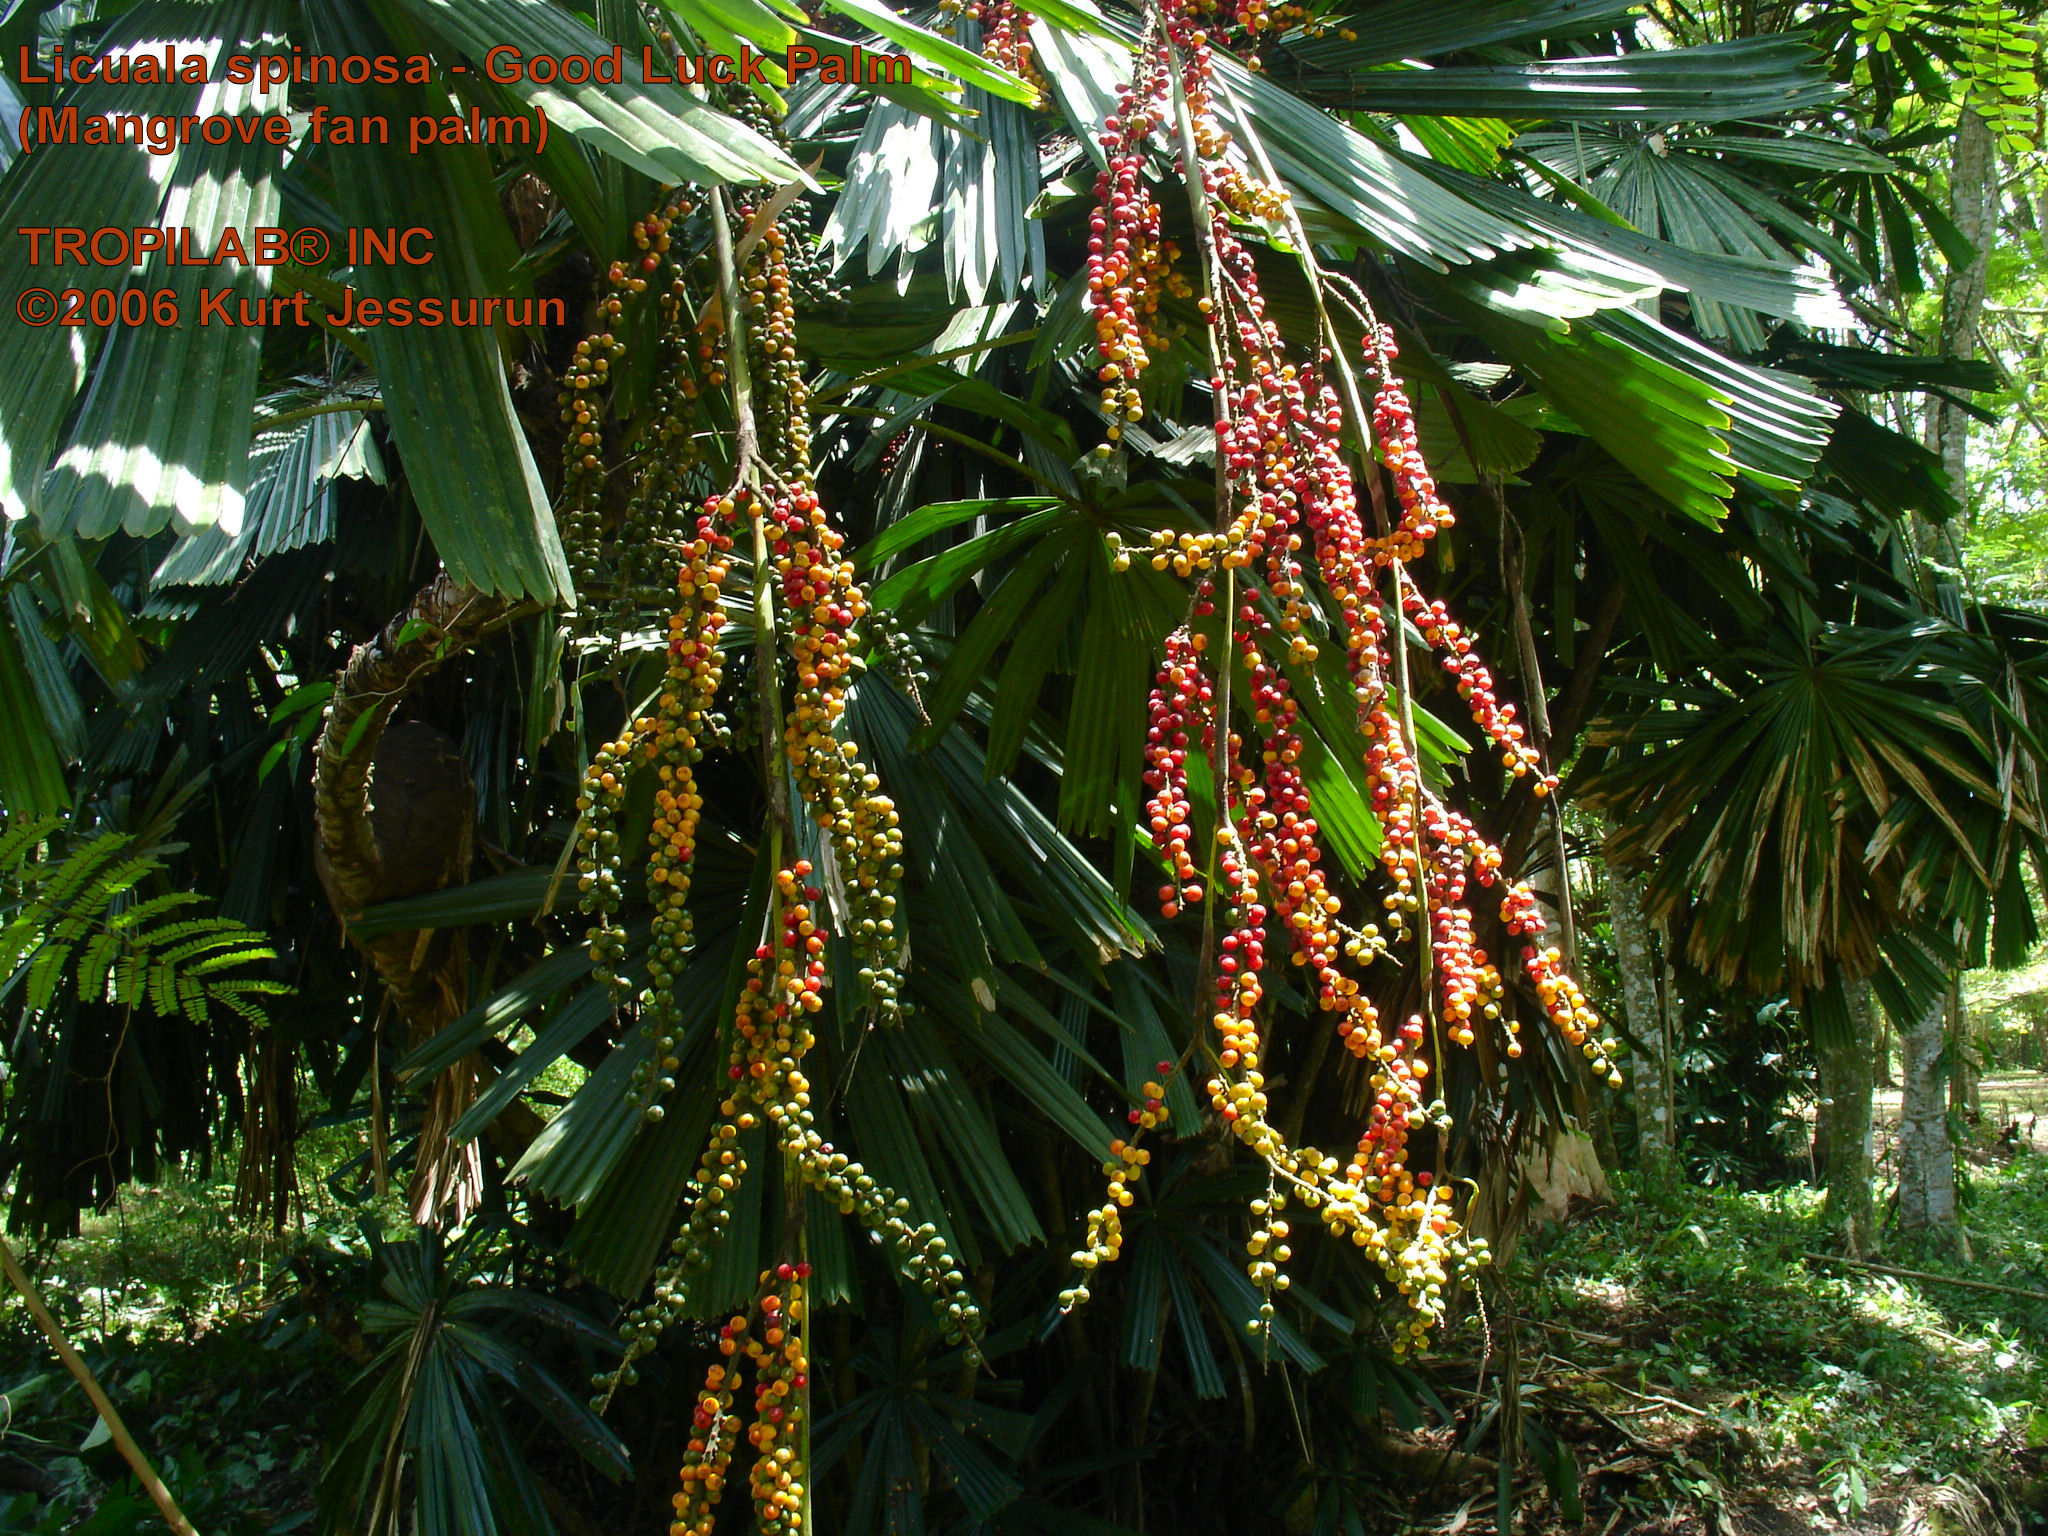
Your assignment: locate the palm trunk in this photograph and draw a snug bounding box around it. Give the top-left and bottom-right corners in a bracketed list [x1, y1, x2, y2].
[1897, 991, 1959, 1242]
[1888, 107, 1992, 1252]
[1817, 977, 1877, 1257]
[1606, 853, 1673, 1176]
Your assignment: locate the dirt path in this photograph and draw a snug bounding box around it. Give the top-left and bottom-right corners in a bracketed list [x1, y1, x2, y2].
[1873, 1070, 2048, 1151]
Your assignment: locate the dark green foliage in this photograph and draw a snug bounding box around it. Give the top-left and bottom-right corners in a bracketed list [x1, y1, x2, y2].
[0, 816, 289, 1238]
[0, 818, 288, 1028]
[0, 0, 2038, 1528]
[317, 1221, 629, 1536]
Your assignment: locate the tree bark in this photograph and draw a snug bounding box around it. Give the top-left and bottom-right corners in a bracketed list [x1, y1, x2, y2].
[1948, 980, 1981, 1121]
[1817, 976, 1878, 1257]
[1607, 852, 1673, 1177]
[1534, 851, 1619, 1168]
[1897, 990, 1960, 1243]
[1929, 106, 1996, 532]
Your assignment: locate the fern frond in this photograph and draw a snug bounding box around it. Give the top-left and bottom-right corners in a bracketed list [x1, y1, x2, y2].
[142, 934, 263, 974]
[126, 916, 244, 956]
[216, 993, 274, 1028]
[25, 941, 73, 1014]
[205, 977, 293, 997]
[0, 916, 43, 973]
[1, 823, 290, 1030]
[49, 912, 95, 946]
[77, 930, 124, 1003]
[109, 892, 210, 931]
[147, 959, 179, 1019]
[0, 815, 66, 876]
[84, 852, 166, 908]
[185, 946, 282, 977]
[41, 832, 139, 906]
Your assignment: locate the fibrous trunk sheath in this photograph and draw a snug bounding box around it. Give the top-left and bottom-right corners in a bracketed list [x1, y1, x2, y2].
[313, 574, 522, 1222]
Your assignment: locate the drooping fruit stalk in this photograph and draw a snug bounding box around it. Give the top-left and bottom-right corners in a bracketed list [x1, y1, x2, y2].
[1061, 1063, 1175, 1312]
[1069, 0, 1619, 1354]
[571, 192, 983, 1458]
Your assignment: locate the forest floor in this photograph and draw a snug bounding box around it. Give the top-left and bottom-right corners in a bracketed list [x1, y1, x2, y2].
[1874, 1073, 2048, 1138]
[1452, 1087, 2048, 1536]
[4, 1098, 2047, 1535]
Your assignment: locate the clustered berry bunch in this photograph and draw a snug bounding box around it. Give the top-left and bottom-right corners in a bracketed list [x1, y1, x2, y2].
[1060, 1063, 1175, 1312]
[629, 516, 734, 1114]
[605, 864, 984, 1406]
[1087, 45, 1195, 445]
[671, 1260, 813, 1536]
[567, 199, 985, 1488]
[571, 195, 908, 1125]
[562, 198, 749, 1120]
[561, 193, 717, 620]
[939, 0, 1051, 97]
[1081, 0, 1616, 1353]
[740, 213, 908, 1015]
[980, 0, 1047, 88]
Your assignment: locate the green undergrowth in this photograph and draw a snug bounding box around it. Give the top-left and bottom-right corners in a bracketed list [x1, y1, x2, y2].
[0, 1159, 396, 1536]
[9, 1152, 2048, 1533]
[1503, 1150, 2048, 1526]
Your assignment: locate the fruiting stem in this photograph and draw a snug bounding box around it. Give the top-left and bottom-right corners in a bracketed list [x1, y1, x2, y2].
[714, 188, 793, 840]
[1503, 521, 1577, 966]
[1389, 562, 1436, 1014]
[1208, 67, 1390, 539]
[713, 189, 762, 484]
[721, 189, 813, 1530]
[1166, 15, 1240, 1024]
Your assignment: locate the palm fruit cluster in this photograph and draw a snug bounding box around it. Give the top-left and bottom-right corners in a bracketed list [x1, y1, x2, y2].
[738, 871, 980, 1349]
[573, 191, 982, 1450]
[1086, 39, 1195, 446]
[603, 863, 984, 1404]
[561, 192, 716, 624]
[940, 0, 1052, 100]
[559, 194, 751, 1119]
[737, 209, 907, 1017]
[1085, 0, 1614, 1353]
[671, 1261, 813, 1536]
[1060, 1064, 1174, 1311]
[978, 0, 1044, 84]
[628, 517, 735, 1116]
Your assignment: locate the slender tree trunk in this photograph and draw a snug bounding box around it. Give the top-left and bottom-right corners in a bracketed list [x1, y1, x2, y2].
[1929, 106, 1996, 530]
[1897, 991, 1960, 1243]
[1818, 977, 1878, 1257]
[1875, 1012, 1896, 1088]
[1606, 853, 1673, 1177]
[1949, 981, 1981, 1121]
[1889, 107, 1993, 1251]
[1660, 949, 1683, 1139]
